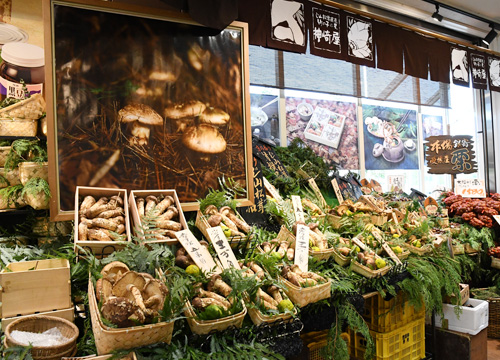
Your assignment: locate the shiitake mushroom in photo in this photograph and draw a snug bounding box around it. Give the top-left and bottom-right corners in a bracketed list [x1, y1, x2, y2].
[54, 5, 247, 211]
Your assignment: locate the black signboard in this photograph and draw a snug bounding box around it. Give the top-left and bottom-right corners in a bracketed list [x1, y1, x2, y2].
[346, 173, 363, 200]
[240, 156, 268, 225]
[470, 52, 487, 90]
[252, 138, 289, 178]
[409, 188, 427, 202]
[310, 4, 343, 58]
[335, 175, 357, 202]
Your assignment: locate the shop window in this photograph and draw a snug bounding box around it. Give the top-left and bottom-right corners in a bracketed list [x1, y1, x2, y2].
[250, 85, 281, 145]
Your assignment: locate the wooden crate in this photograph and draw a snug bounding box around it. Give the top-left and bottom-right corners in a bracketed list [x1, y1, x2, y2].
[0, 259, 71, 319]
[1, 305, 74, 330]
[129, 189, 187, 245]
[62, 352, 137, 360]
[74, 186, 131, 256]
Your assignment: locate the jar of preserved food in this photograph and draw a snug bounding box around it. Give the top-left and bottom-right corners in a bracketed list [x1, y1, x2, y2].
[0, 42, 44, 101]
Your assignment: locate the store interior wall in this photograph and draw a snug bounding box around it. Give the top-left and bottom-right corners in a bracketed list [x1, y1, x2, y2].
[491, 36, 500, 194]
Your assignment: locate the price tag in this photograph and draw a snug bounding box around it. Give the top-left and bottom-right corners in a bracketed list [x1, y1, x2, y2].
[291, 195, 305, 223]
[331, 178, 344, 204]
[387, 175, 404, 192]
[351, 237, 368, 251]
[263, 177, 283, 203]
[454, 179, 486, 198]
[206, 227, 241, 270]
[494, 215, 500, 225]
[381, 242, 402, 265]
[391, 211, 399, 226]
[294, 224, 310, 272]
[308, 178, 327, 208]
[175, 229, 220, 274]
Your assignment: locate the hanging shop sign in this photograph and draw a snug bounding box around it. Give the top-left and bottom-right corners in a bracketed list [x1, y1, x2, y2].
[252, 138, 289, 178]
[267, 0, 308, 53]
[344, 12, 375, 67]
[454, 179, 486, 198]
[451, 47, 470, 88]
[240, 156, 268, 224]
[425, 135, 477, 175]
[309, 3, 344, 59]
[488, 56, 500, 93]
[470, 52, 488, 90]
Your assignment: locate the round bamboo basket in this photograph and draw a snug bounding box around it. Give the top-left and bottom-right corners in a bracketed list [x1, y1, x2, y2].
[280, 277, 331, 308]
[332, 248, 351, 266]
[246, 290, 297, 326]
[4, 315, 78, 359]
[0, 93, 46, 121]
[184, 299, 247, 335]
[402, 243, 432, 256]
[351, 261, 391, 279]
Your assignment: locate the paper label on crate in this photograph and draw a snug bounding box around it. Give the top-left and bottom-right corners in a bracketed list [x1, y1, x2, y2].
[331, 178, 344, 204]
[454, 179, 486, 198]
[206, 227, 240, 270]
[263, 177, 283, 203]
[294, 224, 310, 272]
[308, 178, 327, 208]
[175, 229, 220, 274]
[351, 237, 368, 251]
[381, 242, 402, 265]
[291, 195, 305, 223]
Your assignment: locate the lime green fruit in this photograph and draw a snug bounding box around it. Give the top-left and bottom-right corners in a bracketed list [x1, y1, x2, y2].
[278, 299, 294, 313]
[311, 246, 321, 251]
[272, 251, 284, 260]
[375, 258, 386, 269]
[221, 225, 232, 237]
[309, 240, 314, 247]
[392, 234, 400, 238]
[204, 304, 223, 320]
[392, 246, 403, 254]
[346, 210, 353, 216]
[412, 240, 422, 248]
[186, 265, 200, 276]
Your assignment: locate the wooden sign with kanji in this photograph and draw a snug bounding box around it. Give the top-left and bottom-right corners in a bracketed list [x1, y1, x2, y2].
[425, 135, 477, 174]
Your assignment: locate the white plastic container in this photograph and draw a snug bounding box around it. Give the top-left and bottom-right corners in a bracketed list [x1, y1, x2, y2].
[434, 298, 488, 335]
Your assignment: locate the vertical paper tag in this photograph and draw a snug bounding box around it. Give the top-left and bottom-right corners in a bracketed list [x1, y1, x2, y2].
[263, 177, 284, 203]
[175, 229, 219, 274]
[331, 178, 344, 204]
[294, 224, 310, 272]
[291, 195, 305, 222]
[206, 227, 241, 270]
[308, 178, 327, 208]
[381, 242, 402, 265]
[351, 237, 368, 251]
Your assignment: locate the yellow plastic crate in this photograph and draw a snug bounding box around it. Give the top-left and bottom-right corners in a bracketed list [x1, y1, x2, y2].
[363, 292, 425, 333]
[349, 318, 425, 360]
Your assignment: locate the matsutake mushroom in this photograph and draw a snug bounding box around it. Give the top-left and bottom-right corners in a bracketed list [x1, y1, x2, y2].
[199, 107, 230, 127]
[164, 100, 206, 132]
[118, 104, 163, 146]
[182, 124, 226, 163]
[101, 296, 142, 328]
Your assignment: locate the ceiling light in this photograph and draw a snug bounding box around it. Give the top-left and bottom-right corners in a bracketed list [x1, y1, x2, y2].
[432, 4, 443, 22]
[483, 25, 498, 46]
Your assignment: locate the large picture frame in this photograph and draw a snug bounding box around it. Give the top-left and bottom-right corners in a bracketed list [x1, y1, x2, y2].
[44, 0, 253, 221]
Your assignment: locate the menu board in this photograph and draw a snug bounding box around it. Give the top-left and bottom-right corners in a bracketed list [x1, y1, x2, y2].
[425, 135, 477, 174]
[252, 138, 289, 178]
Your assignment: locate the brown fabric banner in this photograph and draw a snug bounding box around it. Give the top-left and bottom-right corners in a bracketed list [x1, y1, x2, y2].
[402, 30, 429, 80]
[451, 46, 470, 87]
[427, 37, 451, 84]
[308, 2, 346, 60]
[374, 21, 404, 74]
[488, 56, 500, 92]
[266, 0, 308, 53]
[342, 12, 375, 67]
[470, 51, 488, 90]
[238, 0, 269, 46]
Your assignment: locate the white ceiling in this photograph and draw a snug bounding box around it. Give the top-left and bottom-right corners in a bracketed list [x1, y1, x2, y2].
[354, 0, 499, 39]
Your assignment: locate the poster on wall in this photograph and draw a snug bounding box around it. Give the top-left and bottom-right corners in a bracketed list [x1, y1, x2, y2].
[250, 93, 280, 145]
[422, 114, 444, 166]
[286, 96, 359, 170]
[362, 105, 418, 170]
[46, 1, 253, 220]
[451, 47, 470, 87]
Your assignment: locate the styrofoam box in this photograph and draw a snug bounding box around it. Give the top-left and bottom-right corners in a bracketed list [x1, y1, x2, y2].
[434, 298, 488, 335]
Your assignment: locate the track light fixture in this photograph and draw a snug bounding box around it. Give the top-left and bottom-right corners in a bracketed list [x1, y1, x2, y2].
[432, 4, 443, 22]
[483, 24, 498, 46]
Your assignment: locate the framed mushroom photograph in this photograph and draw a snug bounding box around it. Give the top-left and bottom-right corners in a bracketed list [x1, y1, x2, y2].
[43, 0, 253, 220]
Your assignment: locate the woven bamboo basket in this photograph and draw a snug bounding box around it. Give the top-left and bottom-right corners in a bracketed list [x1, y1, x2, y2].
[1, 167, 20, 186]
[464, 243, 479, 255]
[3, 339, 76, 360]
[19, 162, 49, 185]
[491, 257, 500, 270]
[62, 352, 137, 360]
[327, 214, 342, 229]
[4, 315, 78, 359]
[280, 277, 331, 308]
[0, 146, 10, 167]
[276, 225, 334, 261]
[184, 299, 247, 335]
[351, 261, 391, 279]
[0, 119, 38, 137]
[195, 210, 253, 248]
[471, 288, 500, 338]
[397, 249, 411, 260]
[452, 244, 465, 255]
[246, 289, 296, 326]
[88, 280, 174, 355]
[332, 248, 351, 266]
[24, 191, 50, 210]
[0, 187, 26, 209]
[0, 93, 46, 120]
[402, 243, 432, 256]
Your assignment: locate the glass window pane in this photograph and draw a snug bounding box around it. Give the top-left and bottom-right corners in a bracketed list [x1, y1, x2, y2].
[249, 45, 277, 87]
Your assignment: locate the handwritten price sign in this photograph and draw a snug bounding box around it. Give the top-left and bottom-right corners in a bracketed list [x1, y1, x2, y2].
[454, 179, 486, 198]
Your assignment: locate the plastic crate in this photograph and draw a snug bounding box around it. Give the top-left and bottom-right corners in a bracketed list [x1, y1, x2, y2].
[349, 318, 426, 360]
[363, 292, 425, 333]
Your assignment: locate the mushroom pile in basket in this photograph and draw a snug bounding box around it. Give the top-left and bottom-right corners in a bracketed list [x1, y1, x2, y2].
[96, 261, 168, 327]
[204, 205, 251, 237]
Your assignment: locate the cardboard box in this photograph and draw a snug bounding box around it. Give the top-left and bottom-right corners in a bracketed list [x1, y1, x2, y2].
[0, 258, 71, 319]
[129, 189, 187, 245]
[74, 186, 131, 256]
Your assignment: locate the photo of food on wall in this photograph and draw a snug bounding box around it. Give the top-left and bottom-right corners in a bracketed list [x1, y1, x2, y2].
[286, 96, 359, 170]
[250, 93, 280, 145]
[52, 4, 248, 211]
[363, 105, 418, 170]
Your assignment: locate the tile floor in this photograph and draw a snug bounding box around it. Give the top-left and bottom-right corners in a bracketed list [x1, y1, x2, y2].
[488, 339, 500, 359]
